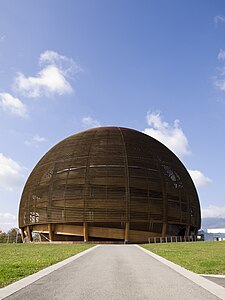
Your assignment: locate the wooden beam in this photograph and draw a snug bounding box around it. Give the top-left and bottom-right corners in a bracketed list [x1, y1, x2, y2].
[26, 226, 32, 242]
[48, 223, 54, 241]
[185, 225, 190, 237]
[20, 228, 25, 242]
[83, 222, 88, 242]
[124, 222, 130, 243]
[162, 222, 167, 238]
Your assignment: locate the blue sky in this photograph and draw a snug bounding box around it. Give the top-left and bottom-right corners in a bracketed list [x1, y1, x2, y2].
[0, 0, 225, 230]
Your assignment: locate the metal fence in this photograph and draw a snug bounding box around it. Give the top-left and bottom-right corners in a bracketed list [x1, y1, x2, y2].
[148, 235, 198, 243]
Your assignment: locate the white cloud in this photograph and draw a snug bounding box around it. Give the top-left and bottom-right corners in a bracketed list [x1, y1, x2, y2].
[0, 213, 17, 232]
[25, 134, 47, 146]
[39, 50, 81, 73]
[214, 49, 225, 92]
[214, 15, 225, 25]
[14, 50, 81, 98]
[143, 111, 190, 158]
[0, 153, 25, 191]
[14, 65, 73, 98]
[215, 77, 225, 92]
[0, 35, 5, 42]
[82, 116, 101, 128]
[218, 49, 225, 60]
[0, 92, 28, 117]
[202, 205, 225, 218]
[188, 169, 212, 188]
[33, 135, 47, 142]
[40, 50, 68, 65]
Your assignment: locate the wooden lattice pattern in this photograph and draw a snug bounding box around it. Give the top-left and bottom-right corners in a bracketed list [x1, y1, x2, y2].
[19, 127, 201, 243]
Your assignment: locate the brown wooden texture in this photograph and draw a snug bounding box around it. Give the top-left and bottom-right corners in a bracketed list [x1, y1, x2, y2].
[83, 222, 88, 242]
[48, 223, 54, 241]
[19, 127, 201, 242]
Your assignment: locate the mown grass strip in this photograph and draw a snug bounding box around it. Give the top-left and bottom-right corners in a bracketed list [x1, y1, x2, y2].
[142, 241, 225, 275]
[0, 243, 93, 288]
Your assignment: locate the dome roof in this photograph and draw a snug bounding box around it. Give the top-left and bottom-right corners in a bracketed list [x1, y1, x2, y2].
[19, 126, 200, 242]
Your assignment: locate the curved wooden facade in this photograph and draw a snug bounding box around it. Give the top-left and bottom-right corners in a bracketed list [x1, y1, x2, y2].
[19, 127, 201, 243]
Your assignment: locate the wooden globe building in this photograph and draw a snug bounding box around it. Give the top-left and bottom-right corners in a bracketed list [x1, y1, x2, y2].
[19, 127, 201, 243]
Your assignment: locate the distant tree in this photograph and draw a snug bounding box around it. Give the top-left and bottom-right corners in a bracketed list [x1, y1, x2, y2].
[0, 232, 7, 243]
[0, 228, 22, 243]
[8, 228, 22, 243]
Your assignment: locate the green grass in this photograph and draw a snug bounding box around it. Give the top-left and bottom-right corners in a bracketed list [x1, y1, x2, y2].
[142, 241, 225, 275]
[0, 243, 93, 288]
[3, 242, 225, 289]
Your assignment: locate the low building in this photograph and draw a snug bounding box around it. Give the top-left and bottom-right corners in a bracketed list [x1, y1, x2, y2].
[206, 228, 225, 241]
[198, 228, 225, 241]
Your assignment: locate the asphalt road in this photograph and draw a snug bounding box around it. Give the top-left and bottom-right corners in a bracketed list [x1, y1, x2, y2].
[5, 245, 221, 300]
[203, 276, 225, 289]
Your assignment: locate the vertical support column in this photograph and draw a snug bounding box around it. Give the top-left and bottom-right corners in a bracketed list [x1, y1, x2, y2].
[83, 222, 88, 242]
[26, 225, 32, 242]
[185, 225, 190, 237]
[124, 222, 130, 244]
[157, 161, 167, 238]
[118, 128, 130, 245]
[48, 223, 54, 241]
[162, 222, 167, 238]
[20, 228, 25, 242]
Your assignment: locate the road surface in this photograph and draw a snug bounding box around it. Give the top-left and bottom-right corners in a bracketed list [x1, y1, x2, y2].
[4, 245, 222, 300]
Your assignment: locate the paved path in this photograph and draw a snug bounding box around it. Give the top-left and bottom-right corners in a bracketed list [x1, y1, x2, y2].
[3, 245, 224, 300]
[202, 276, 225, 289]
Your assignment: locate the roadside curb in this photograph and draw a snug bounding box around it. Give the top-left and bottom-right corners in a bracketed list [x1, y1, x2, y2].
[137, 245, 225, 300]
[201, 274, 225, 278]
[0, 245, 99, 300]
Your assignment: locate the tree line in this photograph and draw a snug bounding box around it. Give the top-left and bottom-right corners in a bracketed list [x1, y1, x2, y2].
[0, 228, 23, 243]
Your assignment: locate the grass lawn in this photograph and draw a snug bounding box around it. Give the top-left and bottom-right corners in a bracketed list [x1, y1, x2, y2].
[0, 243, 93, 288]
[142, 241, 225, 275]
